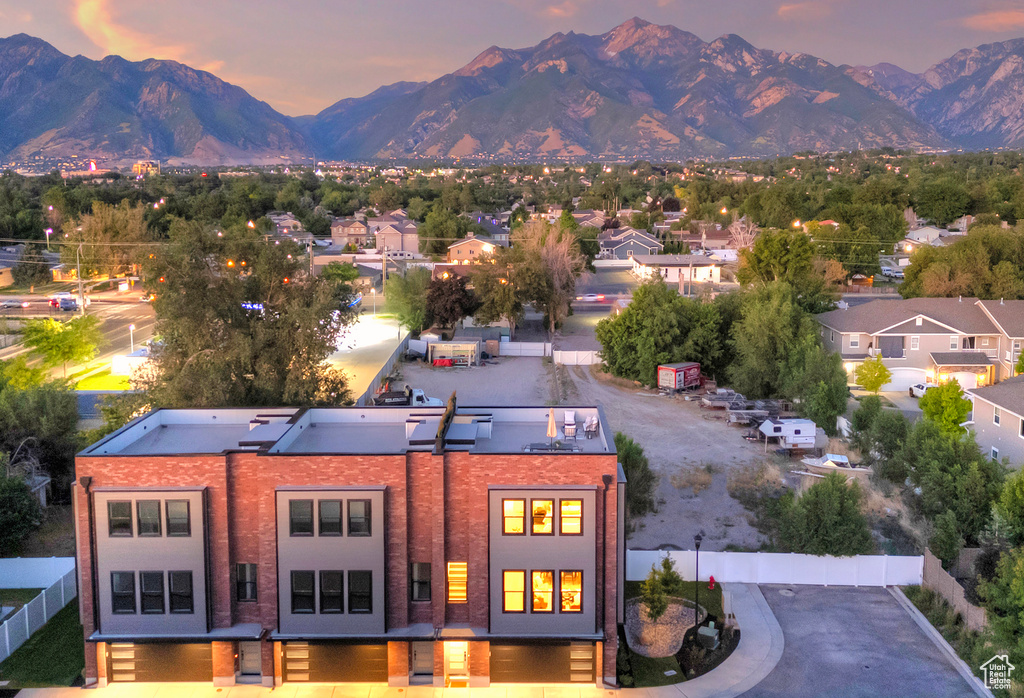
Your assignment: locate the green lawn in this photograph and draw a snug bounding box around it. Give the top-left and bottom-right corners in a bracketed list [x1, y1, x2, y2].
[625, 579, 725, 620]
[0, 589, 43, 613]
[0, 600, 84, 687]
[76, 369, 130, 391]
[629, 652, 683, 687]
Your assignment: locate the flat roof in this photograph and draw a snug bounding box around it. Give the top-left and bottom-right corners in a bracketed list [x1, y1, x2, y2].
[81, 405, 613, 457]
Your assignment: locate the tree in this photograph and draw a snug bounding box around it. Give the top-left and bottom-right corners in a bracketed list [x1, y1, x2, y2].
[22, 315, 102, 378]
[737, 229, 815, 286]
[615, 432, 656, 518]
[919, 380, 972, 436]
[929, 510, 964, 569]
[61, 201, 149, 278]
[11, 243, 52, 287]
[999, 469, 1024, 547]
[778, 472, 873, 556]
[854, 355, 891, 394]
[386, 268, 432, 335]
[640, 566, 668, 622]
[513, 220, 585, 336]
[781, 333, 850, 435]
[471, 251, 526, 338]
[142, 219, 354, 408]
[979, 547, 1024, 665]
[0, 474, 41, 555]
[425, 275, 477, 328]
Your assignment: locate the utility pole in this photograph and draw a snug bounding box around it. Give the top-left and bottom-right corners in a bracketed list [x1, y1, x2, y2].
[76, 243, 85, 316]
[307, 238, 314, 277]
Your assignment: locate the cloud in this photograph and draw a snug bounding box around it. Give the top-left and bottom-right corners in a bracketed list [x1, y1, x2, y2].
[777, 1, 835, 21]
[71, 0, 189, 60]
[544, 0, 580, 17]
[962, 9, 1024, 31]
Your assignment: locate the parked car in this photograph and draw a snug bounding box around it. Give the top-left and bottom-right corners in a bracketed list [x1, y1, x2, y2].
[0, 299, 29, 309]
[909, 383, 937, 398]
[59, 298, 78, 312]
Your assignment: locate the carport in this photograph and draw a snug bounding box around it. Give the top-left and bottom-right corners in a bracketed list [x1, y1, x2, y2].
[929, 351, 993, 390]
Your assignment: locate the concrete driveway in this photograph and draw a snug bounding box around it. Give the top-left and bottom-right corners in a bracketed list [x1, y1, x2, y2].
[879, 391, 924, 420]
[741, 586, 978, 698]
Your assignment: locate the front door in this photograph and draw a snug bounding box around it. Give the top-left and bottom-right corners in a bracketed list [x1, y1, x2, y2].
[444, 641, 468, 686]
[411, 642, 434, 682]
[239, 641, 262, 677]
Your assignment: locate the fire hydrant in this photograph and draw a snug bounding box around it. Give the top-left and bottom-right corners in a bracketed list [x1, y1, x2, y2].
[708, 575, 716, 590]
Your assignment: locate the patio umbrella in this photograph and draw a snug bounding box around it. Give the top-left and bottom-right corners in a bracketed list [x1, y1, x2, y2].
[547, 407, 557, 446]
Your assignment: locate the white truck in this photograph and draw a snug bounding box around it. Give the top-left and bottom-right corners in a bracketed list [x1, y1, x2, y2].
[373, 385, 444, 407]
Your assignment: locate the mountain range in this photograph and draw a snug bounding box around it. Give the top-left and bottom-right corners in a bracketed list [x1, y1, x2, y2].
[3, 19, 1024, 163]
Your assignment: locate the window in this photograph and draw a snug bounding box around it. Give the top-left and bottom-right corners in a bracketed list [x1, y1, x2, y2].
[982, 337, 990, 347]
[951, 336, 959, 350]
[320, 571, 344, 613]
[166, 500, 191, 537]
[137, 500, 161, 537]
[992, 447, 1000, 461]
[911, 336, 920, 351]
[291, 571, 315, 614]
[963, 337, 976, 350]
[140, 571, 164, 614]
[169, 571, 194, 613]
[531, 500, 554, 535]
[111, 572, 136, 614]
[319, 500, 342, 536]
[560, 571, 582, 613]
[236, 563, 257, 602]
[995, 407, 1002, 426]
[411, 563, 431, 602]
[289, 500, 314, 536]
[447, 562, 467, 603]
[108, 501, 133, 537]
[794, 429, 802, 435]
[849, 336, 860, 349]
[560, 500, 582, 535]
[347, 500, 371, 537]
[532, 571, 554, 612]
[503, 570, 525, 612]
[348, 571, 372, 613]
[916, 317, 923, 326]
[502, 499, 525, 535]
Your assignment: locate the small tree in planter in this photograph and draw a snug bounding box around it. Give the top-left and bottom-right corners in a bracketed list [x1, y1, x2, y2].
[640, 566, 668, 621]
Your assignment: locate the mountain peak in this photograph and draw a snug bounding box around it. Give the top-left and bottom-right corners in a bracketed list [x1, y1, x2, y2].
[599, 17, 702, 59]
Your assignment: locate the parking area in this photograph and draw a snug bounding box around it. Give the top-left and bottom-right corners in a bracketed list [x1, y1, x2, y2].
[741, 585, 977, 698]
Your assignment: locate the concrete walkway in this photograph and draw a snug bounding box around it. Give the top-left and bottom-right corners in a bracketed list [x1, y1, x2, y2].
[15, 585, 784, 698]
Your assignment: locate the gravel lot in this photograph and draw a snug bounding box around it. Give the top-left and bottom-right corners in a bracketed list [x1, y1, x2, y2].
[399, 356, 556, 405]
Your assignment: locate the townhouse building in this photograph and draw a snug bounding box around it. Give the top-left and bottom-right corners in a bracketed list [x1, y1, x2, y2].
[816, 298, 1024, 391]
[74, 403, 623, 688]
[597, 228, 663, 260]
[969, 376, 1024, 466]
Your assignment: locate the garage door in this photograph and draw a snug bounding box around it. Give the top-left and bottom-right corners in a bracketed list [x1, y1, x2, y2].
[490, 642, 594, 683]
[283, 641, 387, 682]
[108, 642, 213, 682]
[882, 367, 928, 392]
[949, 372, 978, 389]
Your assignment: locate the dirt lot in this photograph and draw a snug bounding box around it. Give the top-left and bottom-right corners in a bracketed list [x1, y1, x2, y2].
[399, 355, 772, 551]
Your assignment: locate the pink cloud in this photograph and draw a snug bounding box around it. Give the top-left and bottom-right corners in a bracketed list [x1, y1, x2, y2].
[962, 9, 1024, 31]
[777, 1, 834, 21]
[71, 0, 189, 61]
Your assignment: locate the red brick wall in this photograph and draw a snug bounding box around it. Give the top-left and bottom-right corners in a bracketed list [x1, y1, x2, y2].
[212, 640, 236, 679]
[469, 641, 489, 679]
[387, 641, 409, 681]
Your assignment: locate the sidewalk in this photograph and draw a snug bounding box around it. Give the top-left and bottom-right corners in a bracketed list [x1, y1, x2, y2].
[15, 584, 783, 698]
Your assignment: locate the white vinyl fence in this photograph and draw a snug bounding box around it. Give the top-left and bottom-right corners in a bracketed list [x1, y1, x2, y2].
[553, 350, 601, 366]
[627, 550, 923, 587]
[498, 341, 552, 357]
[355, 334, 411, 406]
[0, 558, 77, 663]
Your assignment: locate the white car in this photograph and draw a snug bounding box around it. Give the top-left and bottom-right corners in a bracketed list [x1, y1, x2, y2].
[909, 383, 937, 398]
[575, 293, 605, 303]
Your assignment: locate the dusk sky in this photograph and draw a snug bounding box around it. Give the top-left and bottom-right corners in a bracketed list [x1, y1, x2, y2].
[2, 0, 1024, 116]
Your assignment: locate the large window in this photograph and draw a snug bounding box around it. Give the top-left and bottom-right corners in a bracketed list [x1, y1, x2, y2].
[236, 563, 257, 602]
[320, 571, 344, 613]
[532, 570, 554, 612]
[502, 499, 525, 535]
[447, 562, 468, 603]
[290, 500, 314, 536]
[531, 500, 553, 535]
[560, 500, 583, 535]
[348, 500, 371, 537]
[291, 571, 315, 613]
[348, 571, 372, 613]
[560, 571, 582, 613]
[111, 572, 136, 613]
[503, 570, 525, 612]
[108, 501, 133, 537]
[137, 501, 162, 537]
[169, 571, 194, 614]
[411, 563, 431, 602]
[166, 500, 191, 537]
[140, 571, 164, 614]
[319, 500, 342, 536]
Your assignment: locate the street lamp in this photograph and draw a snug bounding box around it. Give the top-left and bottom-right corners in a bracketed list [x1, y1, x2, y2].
[371, 287, 376, 316]
[45, 228, 52, 251]
[694, 533, 703, 630]
[129, 324, 136, 353]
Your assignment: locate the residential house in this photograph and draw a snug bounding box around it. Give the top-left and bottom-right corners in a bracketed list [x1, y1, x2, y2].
[816, 298, 1024, 391]
[267, 212, 304, 235]
[464, 212, 510, 244]
[331, 219, 374, 249]
[900, 226, 964, 254]
[597, 228, 663, 260]
[571, 210, 605, 229]
[447, 233, 505, 265]
[375, 221, 420, 256]
[74, 404, 622, 687]
[0, 244, 24, 287]
[969, 376, 1024, 466]
[631, 254, 721, 285]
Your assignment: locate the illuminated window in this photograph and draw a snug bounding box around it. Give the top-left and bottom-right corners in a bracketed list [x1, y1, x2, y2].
[532, 570, 554, 612]
[447, 562, 468, 603]
[502, 499, 525, 535]
[560, 500, 583, 535]
[503, 570, 525, 612]
[560, 570, 582, 613]
[531, 500, 553, 535]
